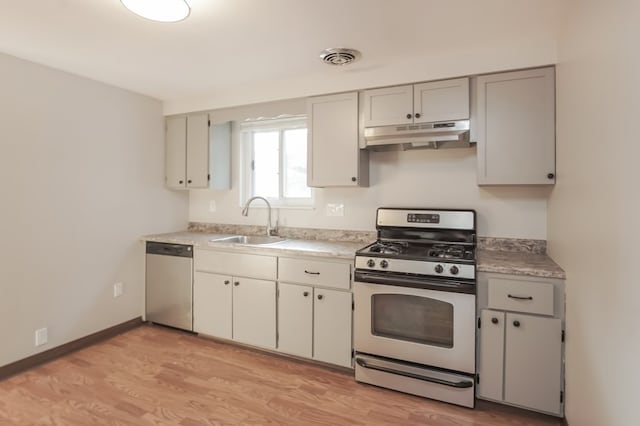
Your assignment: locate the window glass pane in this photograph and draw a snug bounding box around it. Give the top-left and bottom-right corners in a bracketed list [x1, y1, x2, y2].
[372, 294, 454, 348]
[283, 128, 311, 198]
[253, 131, 279, 198]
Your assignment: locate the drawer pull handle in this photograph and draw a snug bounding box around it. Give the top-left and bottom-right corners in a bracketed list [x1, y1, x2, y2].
[508, 294, 533, 300]
[304, 270, 320, 275]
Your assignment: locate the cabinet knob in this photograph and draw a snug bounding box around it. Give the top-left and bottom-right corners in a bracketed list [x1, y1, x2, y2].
[491, 317, 499, 324]
[303, 291, 309, 297]
[351, 177, 357, 182]
[224, 280, 230, 285]
[513, 320, 521, 327]
[415, 113, 421, 119]
[547, 173, 555, 179]
[406, 113, 412, 119]
[187, 179, 192, 184]
[179, 180, 184, 184]
[234, 281, 240, 286]
[317, 294, 324, 300]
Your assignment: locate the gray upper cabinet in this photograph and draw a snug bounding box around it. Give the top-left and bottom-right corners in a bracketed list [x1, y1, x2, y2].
[475, 67, 556, 185]
[307, 92, 369, 187]
[362, 78, 469, 127]
[165, 116, 188, 190]
[185, 113, 209, 188]
[362, 85, 414, 127]
[413, 78, 469, 123]
[164, 113, 231, 190]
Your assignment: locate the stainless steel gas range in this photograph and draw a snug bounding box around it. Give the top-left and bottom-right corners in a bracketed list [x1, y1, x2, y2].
[353, 208, 477, 408]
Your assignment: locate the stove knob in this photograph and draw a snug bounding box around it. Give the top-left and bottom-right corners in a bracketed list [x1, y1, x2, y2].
[450, 265, 459, 275]
[380, 260, 389, 269]
[434, 264, 444, 274]
[367, 259, 376, 268]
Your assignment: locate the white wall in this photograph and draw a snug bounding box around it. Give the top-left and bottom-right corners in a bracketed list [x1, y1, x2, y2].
[189, 100, 550, 239]
[549, 1, 640, 425]
[164, 40, 557, 115]
[0, 53, 188, 368]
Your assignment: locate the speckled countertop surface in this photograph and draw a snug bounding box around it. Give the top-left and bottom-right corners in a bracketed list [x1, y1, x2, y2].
[143, 229, 566, 278]
[142, 231, 365, 261]
[477, 249, 566, 280]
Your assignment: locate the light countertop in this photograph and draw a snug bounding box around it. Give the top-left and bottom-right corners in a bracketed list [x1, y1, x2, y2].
[142, 231, 566, 279]
[142, 231, 365, 261]
[477, 249, 566, 280]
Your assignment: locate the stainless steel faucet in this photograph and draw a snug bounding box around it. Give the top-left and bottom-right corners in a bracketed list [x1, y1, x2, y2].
[242, 196, 278, 236]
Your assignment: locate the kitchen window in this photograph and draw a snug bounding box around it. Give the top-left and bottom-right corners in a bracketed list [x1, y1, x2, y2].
[241, 116, 313, 208]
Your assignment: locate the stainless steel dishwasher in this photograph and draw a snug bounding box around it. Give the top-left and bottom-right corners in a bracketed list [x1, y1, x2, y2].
[145, 241, 193, 331]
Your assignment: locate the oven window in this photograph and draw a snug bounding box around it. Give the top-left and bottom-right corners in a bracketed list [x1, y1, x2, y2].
[371, 294, 453, 348]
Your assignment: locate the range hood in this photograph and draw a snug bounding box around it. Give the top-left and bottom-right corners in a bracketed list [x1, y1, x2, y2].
[363, 120, 473, 151]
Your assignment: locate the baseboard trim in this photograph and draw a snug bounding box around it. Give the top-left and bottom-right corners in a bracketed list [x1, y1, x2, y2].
[0, 317, 143, 380]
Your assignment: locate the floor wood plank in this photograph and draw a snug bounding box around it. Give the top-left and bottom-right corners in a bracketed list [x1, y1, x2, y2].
[0, 325, 563, 425]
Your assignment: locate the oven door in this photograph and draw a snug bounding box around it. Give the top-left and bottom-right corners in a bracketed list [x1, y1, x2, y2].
[354, 280, 476, 374]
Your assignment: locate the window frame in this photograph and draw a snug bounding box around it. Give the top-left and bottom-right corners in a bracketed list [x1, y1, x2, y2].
[240, 116, 314, 209]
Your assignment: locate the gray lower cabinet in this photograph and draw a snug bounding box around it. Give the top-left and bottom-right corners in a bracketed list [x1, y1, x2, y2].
[479, 310, 562, 415]
[277, 282, 313, 358]
[193, 249, 353, 368]
[277, 283, 352, 367]
[477, 273, 565, 417]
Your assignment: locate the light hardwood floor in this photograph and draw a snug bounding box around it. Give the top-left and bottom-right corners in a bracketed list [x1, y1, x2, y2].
[0, 325, 563, 425]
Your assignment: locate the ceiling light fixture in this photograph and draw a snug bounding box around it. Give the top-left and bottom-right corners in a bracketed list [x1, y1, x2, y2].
[121, 0, 190, 23]
[319, 48, 361, 66]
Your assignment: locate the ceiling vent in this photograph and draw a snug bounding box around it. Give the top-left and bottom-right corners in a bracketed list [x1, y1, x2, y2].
[319, 48, 361, 66]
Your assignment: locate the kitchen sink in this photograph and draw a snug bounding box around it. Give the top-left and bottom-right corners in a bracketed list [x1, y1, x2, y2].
[209, 235, 287, 246]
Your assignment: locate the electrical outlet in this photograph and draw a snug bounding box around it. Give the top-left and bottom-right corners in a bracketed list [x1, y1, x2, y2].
[209, 200, 217, 212]
[35, 328, 48, 347]
[113, 282, 123, 298]
[326, 203, 345, 217]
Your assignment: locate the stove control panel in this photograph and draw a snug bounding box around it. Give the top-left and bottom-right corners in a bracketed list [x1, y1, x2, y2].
[407, 213, 440, 224]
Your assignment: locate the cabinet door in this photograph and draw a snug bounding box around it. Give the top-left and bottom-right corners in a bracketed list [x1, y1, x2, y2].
[232, 277, 276, 349]
[505, 313, 562, 415]
[277, 282, 313, 357]
[313, 289, 352, 367]
[362, 85, 413, 127]
[193, 272, 232, 339]
[414, 78, 469, 123]
[476, 67, 556, 185]
[478, 309, 505, 401]
[307, 92, 363, 187]
[186, 113, 209, 188]
[165, 116, 187, 189]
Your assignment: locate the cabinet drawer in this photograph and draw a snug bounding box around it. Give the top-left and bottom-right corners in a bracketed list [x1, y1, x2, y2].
[194, 249, 277, 280]
[488, 278, 554, 316]
[278, 257, 351, 290]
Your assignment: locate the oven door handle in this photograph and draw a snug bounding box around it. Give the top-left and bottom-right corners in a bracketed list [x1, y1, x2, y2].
[355, 357, 473, 389]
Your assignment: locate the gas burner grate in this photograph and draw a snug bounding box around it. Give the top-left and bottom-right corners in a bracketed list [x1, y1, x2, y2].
[427, 244, 472, 260]
[369, 241, 408, 255]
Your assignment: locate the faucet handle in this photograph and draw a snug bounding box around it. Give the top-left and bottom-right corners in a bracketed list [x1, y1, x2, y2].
[270, 219, 279, 236]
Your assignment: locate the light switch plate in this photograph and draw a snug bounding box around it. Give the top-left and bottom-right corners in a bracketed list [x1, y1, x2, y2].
[35, 328, 48, 347]
[113, 282, 123, 298]
[326, 203, 345, 217]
